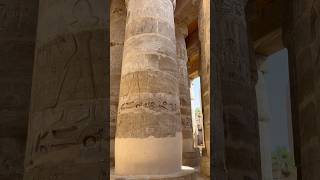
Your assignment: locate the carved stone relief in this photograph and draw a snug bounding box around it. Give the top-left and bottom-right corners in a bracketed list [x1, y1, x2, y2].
[24, 0, 108, 179]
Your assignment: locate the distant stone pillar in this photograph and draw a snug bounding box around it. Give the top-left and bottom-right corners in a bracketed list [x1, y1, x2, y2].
[23, 1, 108, 179]
[110, 0, 126, 167]
[255, 55, 273, 180]
[115, 0, 183, 175]
[176, 22, 199, 167]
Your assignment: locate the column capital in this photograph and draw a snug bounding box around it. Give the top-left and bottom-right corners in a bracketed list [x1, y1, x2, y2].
[125, 0, 176, 10]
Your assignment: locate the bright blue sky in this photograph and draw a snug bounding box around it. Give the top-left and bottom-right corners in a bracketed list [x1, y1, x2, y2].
[263, 49, 293, 152]
[190, 77, 202, 118]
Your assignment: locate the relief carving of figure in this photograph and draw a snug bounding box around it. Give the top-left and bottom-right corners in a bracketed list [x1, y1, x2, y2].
[55, 0, 99, 104]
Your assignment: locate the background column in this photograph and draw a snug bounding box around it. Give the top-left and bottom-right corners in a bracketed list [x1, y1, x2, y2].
[198, 0, 211, 177]
[176, 22, 199, 167]
[115, 0, 182, 175]
[255, 55, 273, 180]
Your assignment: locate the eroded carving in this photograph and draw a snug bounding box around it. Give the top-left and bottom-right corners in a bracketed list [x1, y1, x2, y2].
[116, 112, 181, 138]
[69, 0, 99, 28]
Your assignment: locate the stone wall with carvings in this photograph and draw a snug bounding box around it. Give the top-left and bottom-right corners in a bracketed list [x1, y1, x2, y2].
[283, 0, 320, 179]
[0, 0, 38, 179]
[23, 0, 108, 179]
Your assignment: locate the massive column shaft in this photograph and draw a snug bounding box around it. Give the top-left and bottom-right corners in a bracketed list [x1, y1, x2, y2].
[0, 1, 38, 179]
[115, 0, 182, 175]
[176, 23, 198, 167]
[24, 1, 108, 179]
[110, 0, 126, 167]
[284, 0, 320, 179]
[214, 0, 261, 179]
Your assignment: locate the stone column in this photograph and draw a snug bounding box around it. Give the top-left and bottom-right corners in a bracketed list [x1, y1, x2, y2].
[216, 0, 261, 179]
[255, 55, 273, 180]
[114, 0, 184, 175]
[23, 1, 108, 179]
[110, 0, 126, 167]
[176, 22, 199, 167]
[283, 0, 320, 179]
[0, 1, 38, 180]
[198, 0, 211, 177]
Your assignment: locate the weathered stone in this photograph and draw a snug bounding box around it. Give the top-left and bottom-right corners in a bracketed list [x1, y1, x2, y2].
[23, 0, 108, 179]
[198, 0, 211, 177]
[284, 0, 320, 179]
[0, 0, 38, 179]
[175, 22, 199, 167]
[115, 0, 183, 175]
[214, 0, 261, 179]
[110, 0, 127, 167]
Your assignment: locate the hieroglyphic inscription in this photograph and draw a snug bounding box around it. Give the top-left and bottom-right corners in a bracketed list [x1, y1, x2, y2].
[117, 94, 181, 138]
[33, 104, 104, 153]
[119, 99, 178, 112]
[116, 112, 181, 138]
[24, 0, 108, 179]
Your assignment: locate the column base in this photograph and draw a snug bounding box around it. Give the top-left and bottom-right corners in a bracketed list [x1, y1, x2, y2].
[183, 151, 201, 167]
[110, 166, 196, 180]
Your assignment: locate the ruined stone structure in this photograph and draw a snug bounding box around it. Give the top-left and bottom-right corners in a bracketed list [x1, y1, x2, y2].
[0, 0, 320, 180]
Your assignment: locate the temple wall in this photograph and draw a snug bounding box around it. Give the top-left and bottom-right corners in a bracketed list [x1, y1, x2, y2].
[0, 1, 38, 179]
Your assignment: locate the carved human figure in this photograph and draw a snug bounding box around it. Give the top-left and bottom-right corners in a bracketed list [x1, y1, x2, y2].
[55, 0, 99, 104]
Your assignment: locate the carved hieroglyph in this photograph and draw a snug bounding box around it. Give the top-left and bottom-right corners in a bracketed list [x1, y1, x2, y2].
[23, 0, 108, 179]
[115, 0, 182, 175]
